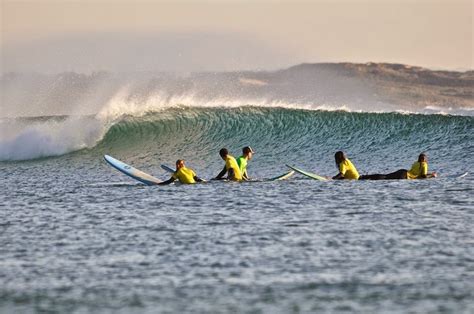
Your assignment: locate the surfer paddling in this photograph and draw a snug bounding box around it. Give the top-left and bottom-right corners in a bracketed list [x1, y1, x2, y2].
[332, 151, 360, 180]
[159, 159, 205, 185]
[236, 146, 254, 181]
[214, 148, 243, 181]
[359, 153, 437, 180]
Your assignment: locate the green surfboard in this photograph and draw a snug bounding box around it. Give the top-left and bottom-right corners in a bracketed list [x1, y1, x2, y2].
[286, 164, 328, 181]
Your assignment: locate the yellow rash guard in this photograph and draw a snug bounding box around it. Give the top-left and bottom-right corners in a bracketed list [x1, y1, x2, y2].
[225, 155, 243, 181]
[172, 166, 197, 184]
[407, 161, 428, 179]
[339, 159, 360, 180]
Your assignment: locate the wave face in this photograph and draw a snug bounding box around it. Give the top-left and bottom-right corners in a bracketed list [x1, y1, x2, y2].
[91, 108, 474, 171]
[2, 107, 472, 180]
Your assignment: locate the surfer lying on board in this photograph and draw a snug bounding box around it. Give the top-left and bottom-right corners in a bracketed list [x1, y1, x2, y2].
[359, 153, 437, 180]
[159, 159, 205, 185]
[214, 148, 243, 181]
[236, 146, 254, 181]
[332, 151, 360, 180]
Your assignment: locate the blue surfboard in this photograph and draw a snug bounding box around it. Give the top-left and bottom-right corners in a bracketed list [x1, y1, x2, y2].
[161, 164, 175, 173]
[104, 155, 161, 185]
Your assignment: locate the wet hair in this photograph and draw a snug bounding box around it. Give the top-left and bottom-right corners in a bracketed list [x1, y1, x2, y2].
[176, 159, 184, 167]
[219, 148, 228, 158]
[418, 153, 427, 163]
[335, 151, 346, 165]
[243, 147, 252, 155]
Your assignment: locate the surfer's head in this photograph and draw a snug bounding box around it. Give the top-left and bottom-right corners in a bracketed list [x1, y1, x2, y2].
[334, 151, 346, 166]
[418, 153, 427, 163]
[176, 159, 185, 169]
[219, 148, 229, 160]
[242, 146, 254, 160]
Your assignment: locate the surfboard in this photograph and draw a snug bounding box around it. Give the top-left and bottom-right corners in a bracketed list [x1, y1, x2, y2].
[286, 164, 328, 181]
[266, 170, 295, 181]
[161, 164, 175, 173]
[244, 170, 296, 182]
[104, 155, 161, 185]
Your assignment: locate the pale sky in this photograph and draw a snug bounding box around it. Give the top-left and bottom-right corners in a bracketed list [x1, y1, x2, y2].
[1, 0, 472, 73]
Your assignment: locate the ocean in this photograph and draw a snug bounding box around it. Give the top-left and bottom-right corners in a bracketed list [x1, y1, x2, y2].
[1, 65, 473, 313]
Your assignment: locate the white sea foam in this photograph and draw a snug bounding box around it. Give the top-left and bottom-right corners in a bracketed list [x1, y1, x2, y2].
[0, 117, 105, 161]
[94, 85, 358, 121]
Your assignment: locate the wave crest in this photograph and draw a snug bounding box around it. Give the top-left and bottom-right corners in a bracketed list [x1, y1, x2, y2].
[1, 105, 472, 162]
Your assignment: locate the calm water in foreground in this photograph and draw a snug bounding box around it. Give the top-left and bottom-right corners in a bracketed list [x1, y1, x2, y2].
[1, 158, 473, 313]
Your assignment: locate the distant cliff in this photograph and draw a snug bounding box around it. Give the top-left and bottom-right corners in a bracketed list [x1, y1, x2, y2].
[268, 63, 473, 108]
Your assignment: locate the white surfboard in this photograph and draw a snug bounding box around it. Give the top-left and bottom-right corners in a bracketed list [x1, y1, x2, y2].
[286, 164, 328, 181]
[104, 155, 161, 185]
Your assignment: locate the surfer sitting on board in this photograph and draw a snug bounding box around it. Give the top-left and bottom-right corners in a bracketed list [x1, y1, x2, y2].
[359, 153, 437, 180]
[236, 146, 254, 181]
[159, 159, 205, 185]
[214, 148, 243, 181]
[332, 151, 360, 180]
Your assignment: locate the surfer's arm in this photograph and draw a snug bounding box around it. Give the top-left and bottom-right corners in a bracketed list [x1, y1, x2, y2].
[215, 166, 227, 180]
[242, 170, 250, 181]
[228, 168, 236, 180]
[421, 172, 437, 178]
[333, 163, 346, 180]
[194, 176, 205, 182]
[158, 177, 176, 185]
[418, 164, 436, 178]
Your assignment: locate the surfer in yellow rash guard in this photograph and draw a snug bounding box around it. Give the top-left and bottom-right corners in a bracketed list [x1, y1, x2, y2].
[359, 153, 437, 180]
[214, 148, 243, 181]
[332, 151, 360, 180]
[407, 153, 437, 179]
[159, 159, 204, 185]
